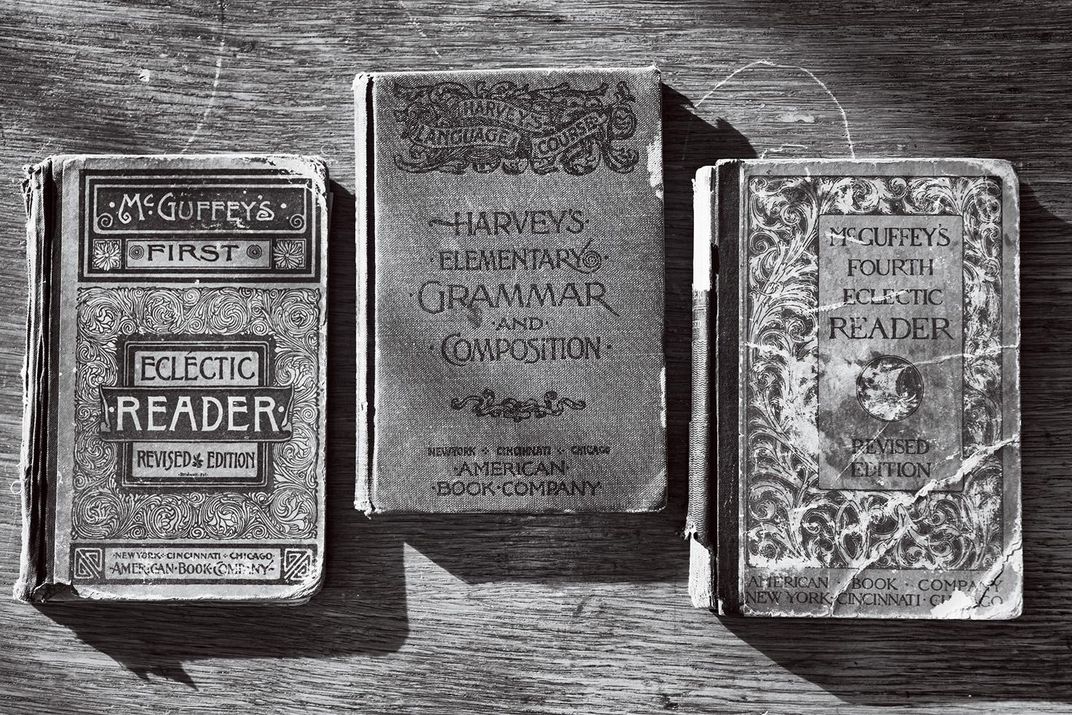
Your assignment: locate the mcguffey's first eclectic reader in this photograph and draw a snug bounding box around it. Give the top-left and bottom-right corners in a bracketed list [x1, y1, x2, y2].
[17, 154, 328, 603]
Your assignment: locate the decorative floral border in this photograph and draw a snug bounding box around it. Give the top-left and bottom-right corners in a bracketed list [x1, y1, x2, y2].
[73, 287, 322, 541]
[744, 175, 1003, 570]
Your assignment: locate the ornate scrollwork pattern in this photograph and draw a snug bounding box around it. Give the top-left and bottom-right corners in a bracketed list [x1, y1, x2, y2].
[392, 79, 639, 175]
[451, 389, 586, 422]
[73, 287, 322, 540]
[744, 175, 1003, 570]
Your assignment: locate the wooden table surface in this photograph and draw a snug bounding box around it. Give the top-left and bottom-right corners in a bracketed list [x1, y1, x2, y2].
[1, 1, 1070, 712]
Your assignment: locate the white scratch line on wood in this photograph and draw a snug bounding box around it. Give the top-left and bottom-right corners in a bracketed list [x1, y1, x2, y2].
[697, 59, 856, 159]
[760, 143, 808, 158]
[695, 59, 777, 104]
[399, 0, 442, 58]
[182, 37, 225, 152]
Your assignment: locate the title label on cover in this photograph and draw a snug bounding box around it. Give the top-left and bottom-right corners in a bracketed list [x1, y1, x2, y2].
[816, 214, 964, 491]
[80, 171, 318, 280]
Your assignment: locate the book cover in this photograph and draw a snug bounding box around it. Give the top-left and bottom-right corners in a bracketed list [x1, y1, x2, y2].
[690, 158, 1021, 618]
[355, 66, 665, 513]
[16, 154, 328, 602]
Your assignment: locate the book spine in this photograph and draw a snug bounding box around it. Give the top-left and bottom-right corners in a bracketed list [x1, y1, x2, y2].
[15, 160, 53, 601]
[353, 74, 376, 514]
[687, 166, 715, 609]
[714, 160, 742, 616]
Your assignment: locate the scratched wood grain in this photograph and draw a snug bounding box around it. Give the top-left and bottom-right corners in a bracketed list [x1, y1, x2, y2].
[0, 1, 1070, 713]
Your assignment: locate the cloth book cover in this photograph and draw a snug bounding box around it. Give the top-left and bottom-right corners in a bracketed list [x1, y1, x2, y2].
[689, 158, 1021, 618]
[355, 66, 665, 513]
[16, 154, 328, 602]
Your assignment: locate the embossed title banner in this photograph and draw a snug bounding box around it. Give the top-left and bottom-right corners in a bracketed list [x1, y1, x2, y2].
[80, 171, 318, 280]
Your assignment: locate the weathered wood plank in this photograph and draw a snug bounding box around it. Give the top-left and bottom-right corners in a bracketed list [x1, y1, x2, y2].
[0, 0, 1070, 712]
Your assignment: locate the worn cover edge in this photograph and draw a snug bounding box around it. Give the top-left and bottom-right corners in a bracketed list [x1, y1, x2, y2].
[714, 160, 742, 616]
[354, 73, 376, 514]
[687, 165, 715, 608]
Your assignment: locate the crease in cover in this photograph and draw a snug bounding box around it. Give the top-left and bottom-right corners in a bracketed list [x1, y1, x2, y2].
[16, 159, 52, 601]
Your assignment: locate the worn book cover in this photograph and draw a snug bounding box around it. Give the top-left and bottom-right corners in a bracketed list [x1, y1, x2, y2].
[16, 155, 328, 602]
[689, 159, 1021, 618]
[355, 66, 665, 513]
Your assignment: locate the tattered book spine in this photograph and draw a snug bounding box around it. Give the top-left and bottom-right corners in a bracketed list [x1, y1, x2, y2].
[356, 67, 666, 514]
[687, 166, 715, 608]
[16, 155, 328, 602]
[696, 158, 1021, 619]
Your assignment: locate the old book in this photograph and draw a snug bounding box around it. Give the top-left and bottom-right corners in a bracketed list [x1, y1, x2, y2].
[355, 66, 665, 513]
[690, 158, 1021, 618]
[16, 155, 328, 602]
